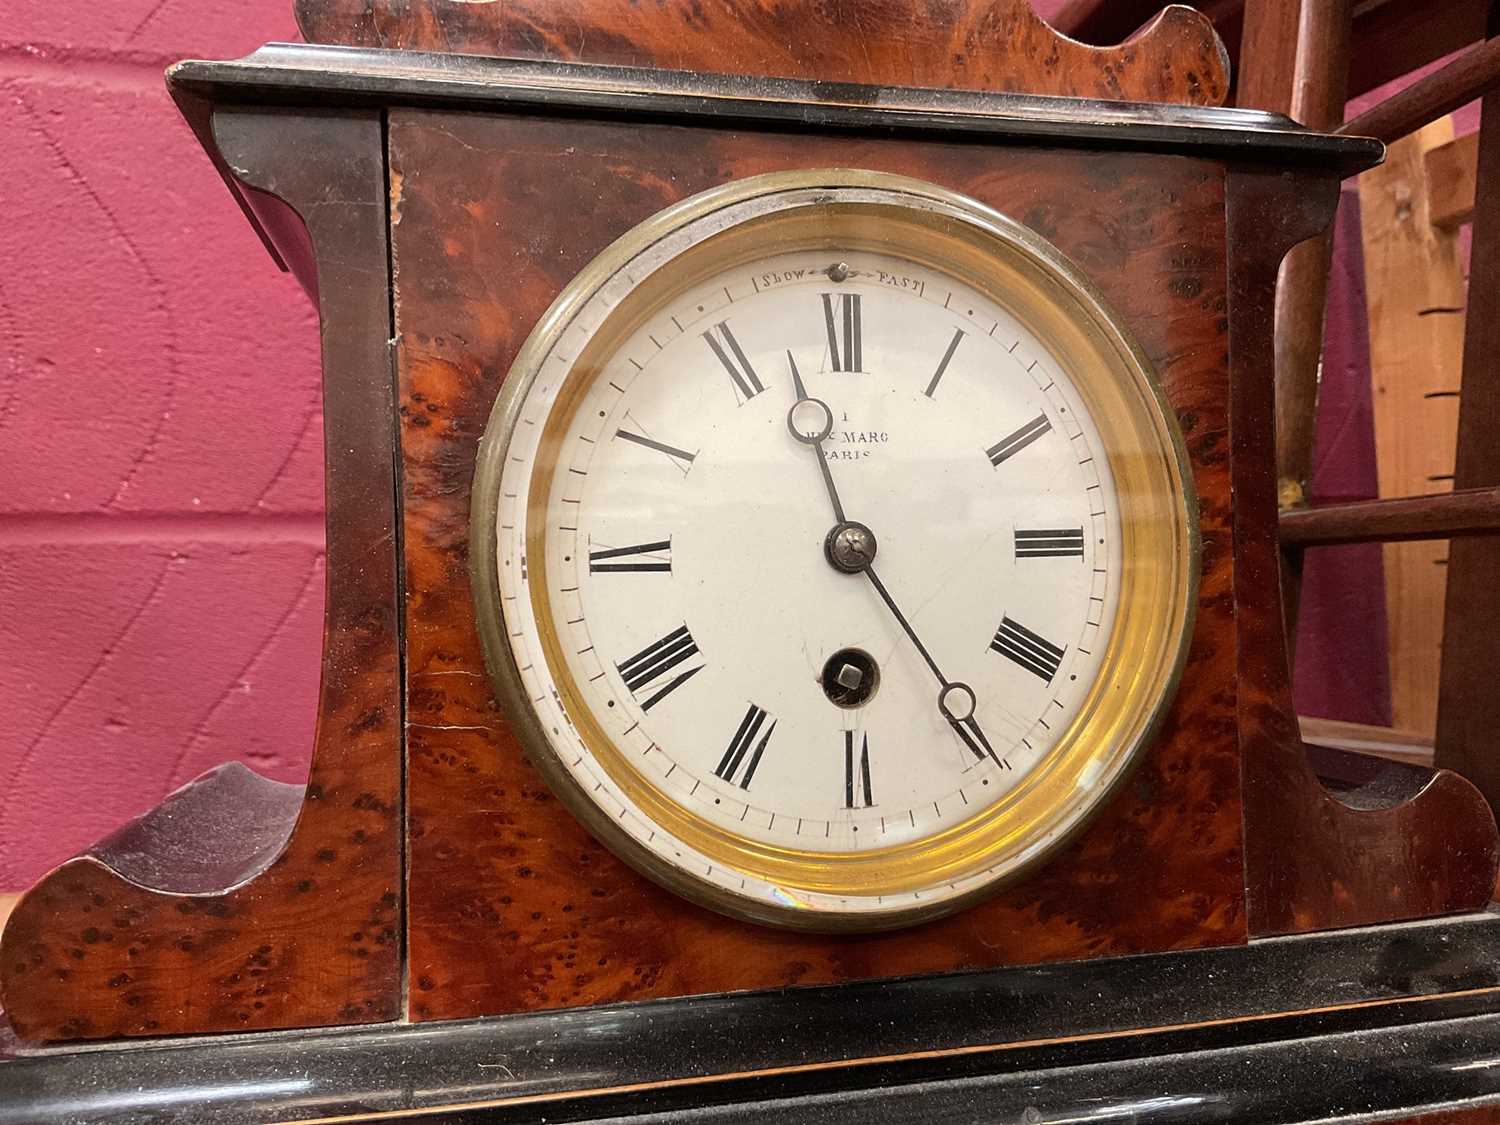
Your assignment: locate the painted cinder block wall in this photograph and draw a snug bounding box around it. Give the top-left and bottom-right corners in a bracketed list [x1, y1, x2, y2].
[0, 1, 324, 889]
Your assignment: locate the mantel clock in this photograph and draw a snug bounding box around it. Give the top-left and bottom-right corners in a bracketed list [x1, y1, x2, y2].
[5, 2, 1500, 1121]
[473, 168, 1197, 930]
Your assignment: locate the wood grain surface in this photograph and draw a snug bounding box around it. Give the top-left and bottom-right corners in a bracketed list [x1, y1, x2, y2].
[1428, 130, 1482, 230]
[0, 109, 404, 1042]
[1359, 121, 1465, 737]
[1229, 165, 1500, 937]
[1236, 0, 1350, 535]
[1437, 68, 1500, 818]
[389, 111, 1242, 1021]
[294, 0, 1229, 106]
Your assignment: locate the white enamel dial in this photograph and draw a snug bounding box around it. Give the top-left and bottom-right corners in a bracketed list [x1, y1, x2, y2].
[476, 174, 1194, 930]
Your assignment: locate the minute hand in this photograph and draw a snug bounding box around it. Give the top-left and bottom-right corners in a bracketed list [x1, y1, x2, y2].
[863, 567, 1001, 766]
[783, 352, 1000, 767]
[863, 566, 945, 686]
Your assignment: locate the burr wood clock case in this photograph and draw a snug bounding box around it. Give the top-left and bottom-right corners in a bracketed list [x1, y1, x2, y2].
[5, 4, 1500, 1122]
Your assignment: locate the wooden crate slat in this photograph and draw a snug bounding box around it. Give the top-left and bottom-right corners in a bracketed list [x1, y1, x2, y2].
[1357, 119, 1466, 735]
[1427, 131, 1481, 229]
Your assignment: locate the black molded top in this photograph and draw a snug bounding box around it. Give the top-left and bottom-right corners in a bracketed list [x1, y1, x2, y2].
[168, 43, 1385, 176]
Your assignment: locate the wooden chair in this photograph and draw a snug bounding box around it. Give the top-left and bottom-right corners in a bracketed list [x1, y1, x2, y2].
[1057, 2, 1500, 808]
[1280, 34, 1500, 815]
[1054, 0, 1494, 105]
[1053, 3, 1500, 803]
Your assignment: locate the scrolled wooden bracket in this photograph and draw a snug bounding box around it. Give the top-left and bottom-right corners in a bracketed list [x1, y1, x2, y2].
[1228, 167, 1500, 936]
[292, 0, 1229, 106]
[0, 106, 403, 1042]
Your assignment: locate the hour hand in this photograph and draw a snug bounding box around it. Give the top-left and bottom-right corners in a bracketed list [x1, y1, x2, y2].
[784, 352, 847, 524]
[785, 351, 833, 446]
[787, 349, 810, 403]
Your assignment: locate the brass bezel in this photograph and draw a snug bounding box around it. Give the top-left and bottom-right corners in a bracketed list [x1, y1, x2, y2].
[472, 170, 1198, 932]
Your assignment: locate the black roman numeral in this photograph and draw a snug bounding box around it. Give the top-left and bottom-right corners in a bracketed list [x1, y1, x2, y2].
[1015, 528, 1085, 559]
[924, 328, 965, 398]
[589, 538, 671, 573]
[617, 625, 703, 710]
[615, 427, 697, 472]
[844, 731, 874, 808]
[821, 292, 862, 372]
[990, 616, 1066, 682]
[987, 412, 1052, 466]
[703, 322, 765, 403]
[715, 703, 776, 789]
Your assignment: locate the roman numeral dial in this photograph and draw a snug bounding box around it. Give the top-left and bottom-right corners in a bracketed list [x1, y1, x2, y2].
[615, 425, 697, 473]
[987, 412, 1052, 466]
[618, 625, 703, 711]
[703, 321, 765, 403]
[991, 616, 1067, 683]
[1015, 528, 1085, 559]
[589, 538, 672, 573]
[821, 292, 862, 372]
[481, 217, 1171, 932]
[844, 731, 874, 808]
[715, 704, 776, 789]
[923, 328, 965, 398]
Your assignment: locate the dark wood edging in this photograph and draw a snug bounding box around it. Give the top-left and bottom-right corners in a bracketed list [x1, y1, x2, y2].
[4, 912, 1500, 1123]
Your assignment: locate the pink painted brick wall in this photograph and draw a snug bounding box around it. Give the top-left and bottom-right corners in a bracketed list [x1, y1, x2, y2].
[0, 0, 1086, 890]
[0, 1, 324, 888]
